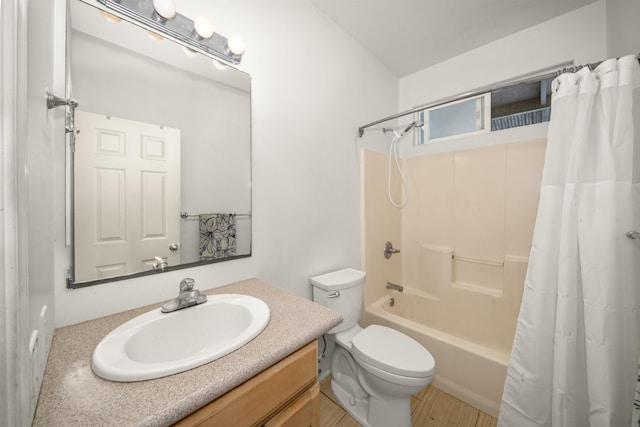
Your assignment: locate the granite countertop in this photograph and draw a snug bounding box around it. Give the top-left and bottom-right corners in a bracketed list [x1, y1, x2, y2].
[33, 278, 342, 426]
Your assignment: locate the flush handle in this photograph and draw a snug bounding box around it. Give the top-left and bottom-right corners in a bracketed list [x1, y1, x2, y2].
[328, 291, 340, 298]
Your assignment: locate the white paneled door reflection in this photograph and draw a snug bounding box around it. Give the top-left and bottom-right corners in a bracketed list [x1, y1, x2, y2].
[74, 111, 181, 282]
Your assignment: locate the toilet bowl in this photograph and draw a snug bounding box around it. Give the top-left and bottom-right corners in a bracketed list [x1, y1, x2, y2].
[311, 269, 435, 427]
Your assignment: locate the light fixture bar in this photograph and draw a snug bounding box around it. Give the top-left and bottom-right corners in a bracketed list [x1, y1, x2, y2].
[96, 0, 242, 65]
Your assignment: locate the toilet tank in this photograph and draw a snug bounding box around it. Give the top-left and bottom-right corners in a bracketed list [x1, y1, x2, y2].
[310, 268, 365, 334]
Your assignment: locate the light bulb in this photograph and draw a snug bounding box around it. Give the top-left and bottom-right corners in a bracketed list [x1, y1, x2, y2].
[226, 35, 245, 56]
[152, 0, 176, 20]
[193, 16, 214, 39]
[99, 10, 122, 23]
[182, 46, 198, 56]
[146, 30, 164, 41]
[213, 60, 228, 71]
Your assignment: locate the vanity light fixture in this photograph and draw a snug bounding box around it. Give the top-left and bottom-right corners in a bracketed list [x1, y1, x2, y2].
[152, 0, 176, 23]
[193, 16, 214, 40]
[96, 0, 244, 65]
[226, 35, 245, 56]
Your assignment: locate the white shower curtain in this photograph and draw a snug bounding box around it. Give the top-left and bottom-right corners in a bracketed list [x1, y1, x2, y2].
[499, 55, 640, 427]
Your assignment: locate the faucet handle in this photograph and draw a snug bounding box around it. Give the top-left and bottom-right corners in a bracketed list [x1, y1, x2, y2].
[384, 241, 400, 259]
[180, 278, 195, 292]
[153, 256, 168, 271]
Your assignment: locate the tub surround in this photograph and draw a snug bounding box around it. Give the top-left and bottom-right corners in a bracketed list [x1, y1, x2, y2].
[33, 279, 342, 426]
[361, 139, 546, 417]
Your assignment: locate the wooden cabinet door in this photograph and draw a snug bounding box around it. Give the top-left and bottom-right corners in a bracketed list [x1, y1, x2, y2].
[174, 342, 317, 427]
[263, 382, 320, 427]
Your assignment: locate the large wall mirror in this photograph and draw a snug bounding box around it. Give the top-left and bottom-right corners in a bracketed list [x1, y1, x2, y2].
[67, 0, 251, 288]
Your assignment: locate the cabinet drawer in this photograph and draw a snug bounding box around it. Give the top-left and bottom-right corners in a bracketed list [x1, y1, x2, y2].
[175, 341, 317, 427]
[263, 382, 320, 427]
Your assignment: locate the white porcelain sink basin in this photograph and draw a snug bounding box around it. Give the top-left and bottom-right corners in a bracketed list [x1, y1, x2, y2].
[92, 294, 270, 382]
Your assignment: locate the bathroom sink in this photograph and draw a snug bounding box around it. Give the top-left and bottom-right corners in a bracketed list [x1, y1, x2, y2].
[92, 294, 270, 382]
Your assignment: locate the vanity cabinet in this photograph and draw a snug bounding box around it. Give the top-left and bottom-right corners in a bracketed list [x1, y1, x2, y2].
[174, 341, 319, 427]
[264, 382, 319, 427]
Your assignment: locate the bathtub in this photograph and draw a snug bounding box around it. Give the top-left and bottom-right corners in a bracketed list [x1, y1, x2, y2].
[364, 288, 511, 418]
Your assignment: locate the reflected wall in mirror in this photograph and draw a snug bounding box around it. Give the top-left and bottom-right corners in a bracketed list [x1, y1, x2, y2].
[68, 0, 251, 288]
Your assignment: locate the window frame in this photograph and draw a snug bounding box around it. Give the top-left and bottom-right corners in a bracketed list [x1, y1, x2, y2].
[416, 92, 492, 145]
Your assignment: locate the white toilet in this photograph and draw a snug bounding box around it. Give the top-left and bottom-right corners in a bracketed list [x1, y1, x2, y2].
[311, 268, 435, 427]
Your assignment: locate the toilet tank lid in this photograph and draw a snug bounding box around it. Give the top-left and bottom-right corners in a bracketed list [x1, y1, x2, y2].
[310, 268, 366, 291]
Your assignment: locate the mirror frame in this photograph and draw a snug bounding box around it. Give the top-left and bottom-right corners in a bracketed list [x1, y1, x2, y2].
[66, 0, 252, 289]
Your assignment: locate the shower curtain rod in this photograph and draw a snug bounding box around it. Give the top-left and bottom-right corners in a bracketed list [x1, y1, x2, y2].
[357, 53, 640, 137]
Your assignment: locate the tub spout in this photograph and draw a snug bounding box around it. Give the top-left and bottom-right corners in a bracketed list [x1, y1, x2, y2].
[386, 282, 403, 292]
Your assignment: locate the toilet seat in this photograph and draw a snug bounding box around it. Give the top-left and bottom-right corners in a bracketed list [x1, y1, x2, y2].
[353, 355, 432, 388]
[334, 324, 363, 348]
[352, 325, 435, 379]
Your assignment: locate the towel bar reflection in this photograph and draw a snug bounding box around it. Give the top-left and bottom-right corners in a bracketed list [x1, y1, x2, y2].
[180, 211, 251, 219]
[627, 231, 640, 240]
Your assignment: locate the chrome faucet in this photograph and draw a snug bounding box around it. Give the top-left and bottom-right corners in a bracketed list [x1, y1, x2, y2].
[386, 282, 403, 292]
[153, 256, 168, 272]
[161, 278, 207, 313]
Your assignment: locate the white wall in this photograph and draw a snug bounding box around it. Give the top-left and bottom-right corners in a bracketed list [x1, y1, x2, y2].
[606, 0, 640, 58]
[54, 0, 398, 326]
[0, 0, 68, 423]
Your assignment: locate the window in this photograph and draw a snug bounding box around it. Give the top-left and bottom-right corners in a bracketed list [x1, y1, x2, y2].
[416, 77, 553, 145]
[417, 94, 490, 144]
[490, 78, 552, 131]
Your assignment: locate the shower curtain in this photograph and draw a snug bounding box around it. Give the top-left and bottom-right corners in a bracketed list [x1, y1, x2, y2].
[498, 55, 640, 426]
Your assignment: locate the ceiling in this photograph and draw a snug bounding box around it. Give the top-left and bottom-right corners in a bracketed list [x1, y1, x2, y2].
[309, 0, 598, 77]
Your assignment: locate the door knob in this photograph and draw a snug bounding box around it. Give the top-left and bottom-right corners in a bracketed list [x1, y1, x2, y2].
[169, 243, 179, 252]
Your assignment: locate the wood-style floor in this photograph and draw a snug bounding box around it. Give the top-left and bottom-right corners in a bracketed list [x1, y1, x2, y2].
[319, 375, 498, 427]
